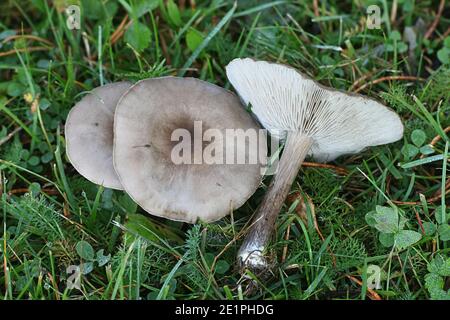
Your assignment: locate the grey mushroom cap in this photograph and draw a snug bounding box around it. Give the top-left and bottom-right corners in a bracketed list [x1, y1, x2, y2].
[226, 58, 404, 162]
[113, 77, 266, 223]
[65, 81, 132, 190]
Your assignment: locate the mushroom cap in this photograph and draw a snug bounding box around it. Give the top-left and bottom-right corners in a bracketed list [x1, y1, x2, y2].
[226, 58, 404, 162]
[113, 77, 265, 223]
[65, 81, 132, 189]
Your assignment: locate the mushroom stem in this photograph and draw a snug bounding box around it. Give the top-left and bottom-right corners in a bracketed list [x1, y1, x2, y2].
[238, 131, 313, 272]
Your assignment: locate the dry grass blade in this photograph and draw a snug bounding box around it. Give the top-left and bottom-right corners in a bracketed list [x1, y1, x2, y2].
[346, 275, 382, 300]
[353, 76, 424, 93]
[424, 0, 445, 39]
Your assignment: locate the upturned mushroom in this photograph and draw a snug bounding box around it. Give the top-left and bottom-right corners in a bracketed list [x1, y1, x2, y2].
[113, 76, 267, 223]
[226, 58, 404, 272]
[65, 81, 132, 190]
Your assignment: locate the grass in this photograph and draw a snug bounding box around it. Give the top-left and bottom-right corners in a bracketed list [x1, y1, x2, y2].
[0, 0, 449, 300]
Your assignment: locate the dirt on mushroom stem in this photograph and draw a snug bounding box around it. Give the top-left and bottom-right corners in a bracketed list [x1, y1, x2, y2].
[238, 131, 313, 274]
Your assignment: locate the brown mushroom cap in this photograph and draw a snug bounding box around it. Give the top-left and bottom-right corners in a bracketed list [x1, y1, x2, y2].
[65, 81, 132, 190]
[113, 77, 266, 223]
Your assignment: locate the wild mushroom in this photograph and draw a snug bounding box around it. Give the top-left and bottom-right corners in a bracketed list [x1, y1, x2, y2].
[226, 58, 404, 272]
[113, 76, 266, 223]
[65, 81, 132, 190]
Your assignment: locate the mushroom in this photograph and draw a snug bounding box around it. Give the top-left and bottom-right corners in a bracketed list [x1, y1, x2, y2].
[65, 81, 132, 190]
[226, 58, 404, 272]
[113, 76, 266, 223]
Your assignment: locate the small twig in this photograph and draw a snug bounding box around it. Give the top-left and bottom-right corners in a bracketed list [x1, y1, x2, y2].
[386, 175, 392, 198]
[346, 275, 382, 300]
[3, 237, 8, 294]
[47, 272, 61, 300]
[439, 27, 450, 41]
[424, 0, 445, 39]
[313, 0, 320, 17]
[0, 46, 49, 57]
[302, 161, 349, 175]
[392, 178, 450, 205]
[0, 126, 22, 147]
[110, 15, 130, 45]
[430, 126, 450, 148]
[414, 208, 426, 235]
[63, 200, 70, 218]
[82, 32, 93, 68]
[390, 0, 398, 24]
[159, 30, 172, 65]
[420, 126, 450, 159]
[353, 76, 424, 93]
[8, 188, 59, 195]
[2, 35, 53, 46]
[348, 70, 378, 92]
[281, 223, 291, 263]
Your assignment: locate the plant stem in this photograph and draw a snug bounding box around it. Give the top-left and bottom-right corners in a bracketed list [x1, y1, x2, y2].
[238, 131, 313, 272]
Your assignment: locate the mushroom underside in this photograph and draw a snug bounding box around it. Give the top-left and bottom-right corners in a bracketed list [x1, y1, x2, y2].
[226, 58, 404, 275]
